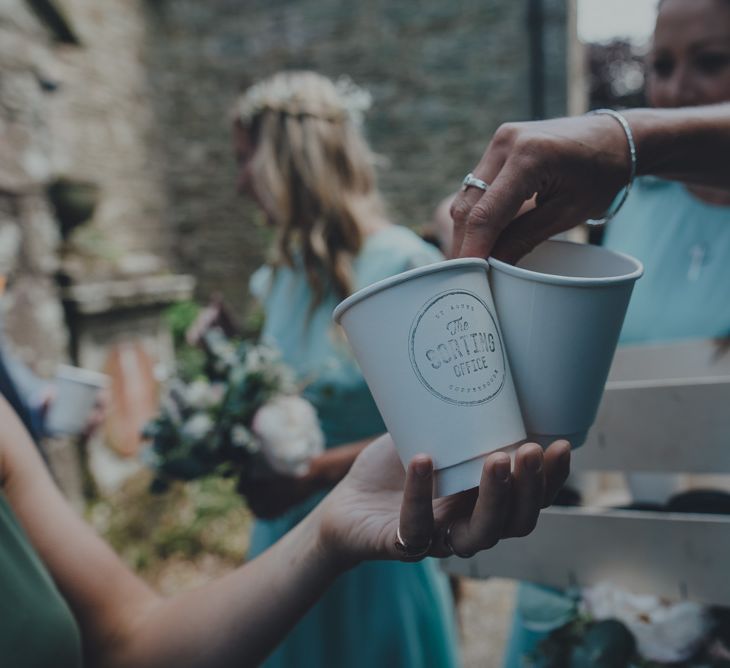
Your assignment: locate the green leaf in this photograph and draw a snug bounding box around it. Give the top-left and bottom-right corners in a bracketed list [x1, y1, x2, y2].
[570, 620, 635, 668]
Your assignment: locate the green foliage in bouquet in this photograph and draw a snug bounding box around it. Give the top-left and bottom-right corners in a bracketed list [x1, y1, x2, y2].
[165, 301, 201, 349]
[143, 328, 296, 492]
[164, 301, 206, 382]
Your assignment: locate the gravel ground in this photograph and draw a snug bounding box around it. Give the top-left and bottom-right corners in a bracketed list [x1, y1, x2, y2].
[458, 577, 517, 668]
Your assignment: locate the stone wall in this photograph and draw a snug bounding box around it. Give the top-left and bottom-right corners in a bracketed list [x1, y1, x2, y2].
[0, 0, 193, 500]
[48, 0, 171, 270]
[1, 0, 187, 376]
[142, 0, 570, 310]
[0, 0, 69, 375]
[1, 0, 571, 367]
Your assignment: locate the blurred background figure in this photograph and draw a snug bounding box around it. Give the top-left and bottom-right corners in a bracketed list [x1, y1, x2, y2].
[219, 70, 459, 668]
[600, 0, 730, 500]
[0, 273, 104, 451]
[504, 1, 730, 665]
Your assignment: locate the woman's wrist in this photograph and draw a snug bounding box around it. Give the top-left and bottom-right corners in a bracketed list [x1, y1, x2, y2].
[623, 108, 674, 177]
[306, 454, 336, 488]
[306, 497, 360, 574]
[624, 105, 730, 184]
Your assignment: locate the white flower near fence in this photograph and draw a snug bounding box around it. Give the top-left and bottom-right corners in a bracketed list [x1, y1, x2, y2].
[582, 582, 712, 663]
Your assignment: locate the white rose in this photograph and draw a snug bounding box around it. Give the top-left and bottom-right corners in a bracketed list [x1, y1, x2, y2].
[182, 413, 214, 441]
[582, 583, 711, 663]
[251, 395, 324, 476]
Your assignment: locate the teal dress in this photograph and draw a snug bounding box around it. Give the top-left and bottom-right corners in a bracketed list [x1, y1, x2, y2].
[504, 179, 730, 667]
[248, 226, 462, 668]
[0, 492, 83, 667]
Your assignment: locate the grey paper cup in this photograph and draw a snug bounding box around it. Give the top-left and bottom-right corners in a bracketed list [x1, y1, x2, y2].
[45, 365, 108, 436]
[488, 240, 643, 448]
[333, 258, 526, 497]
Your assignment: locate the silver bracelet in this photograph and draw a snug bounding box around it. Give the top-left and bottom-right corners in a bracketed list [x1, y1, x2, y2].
[586, 108, 637, 226]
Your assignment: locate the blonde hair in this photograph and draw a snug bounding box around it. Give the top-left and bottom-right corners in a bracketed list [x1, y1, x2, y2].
[233, 71, 384, 309]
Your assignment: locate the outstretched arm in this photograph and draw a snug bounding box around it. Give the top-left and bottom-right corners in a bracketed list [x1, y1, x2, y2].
[0, 396, 569, 667]
[450, 103, 730, 261]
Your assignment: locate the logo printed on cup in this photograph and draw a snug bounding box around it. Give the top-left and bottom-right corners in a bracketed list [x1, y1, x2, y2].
[409, 290, 506, 406]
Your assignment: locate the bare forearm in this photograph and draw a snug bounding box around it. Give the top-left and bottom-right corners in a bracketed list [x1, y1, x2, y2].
[627, 104, 730, 188]
[107, 505, 345, 668]
[2, 393, 344, 668]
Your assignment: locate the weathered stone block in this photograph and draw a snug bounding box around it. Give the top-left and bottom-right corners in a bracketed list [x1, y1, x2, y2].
[2, 274, 68, 377]
[18, 194, 61, 274]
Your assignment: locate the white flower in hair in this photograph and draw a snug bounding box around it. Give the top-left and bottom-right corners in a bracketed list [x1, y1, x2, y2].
[333, 75, 372, 127]
[251, 395, 324, 476]
[236, 72, 372, 127]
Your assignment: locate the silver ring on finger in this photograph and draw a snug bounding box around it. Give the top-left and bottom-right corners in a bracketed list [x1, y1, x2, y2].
[444, 521, 475, 559]
[462, 172, 490, 192]
[394, 526, 432, 560]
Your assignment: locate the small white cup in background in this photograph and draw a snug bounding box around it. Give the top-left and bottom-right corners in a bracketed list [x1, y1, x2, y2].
[334, 258, 526, 497]
[45, 365, 109, 436]
[488, 240, 643, 448]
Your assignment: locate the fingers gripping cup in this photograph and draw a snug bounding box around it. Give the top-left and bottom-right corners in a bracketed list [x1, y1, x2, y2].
[333, 259, 526, 497]
[488, 240, 643, 448]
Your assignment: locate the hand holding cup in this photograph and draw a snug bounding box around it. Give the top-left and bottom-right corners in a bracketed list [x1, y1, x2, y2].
[317, 434, 571, 565]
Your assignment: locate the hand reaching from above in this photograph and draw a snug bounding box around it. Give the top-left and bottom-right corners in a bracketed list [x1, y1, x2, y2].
[450, 114, 630, 263]
[450, 105, 730, 263]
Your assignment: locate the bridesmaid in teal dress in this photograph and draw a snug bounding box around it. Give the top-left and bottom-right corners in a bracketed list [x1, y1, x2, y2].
[504, 1, 730, 663]
[502, 176, 730, 668]
[232, 71, 461, 667]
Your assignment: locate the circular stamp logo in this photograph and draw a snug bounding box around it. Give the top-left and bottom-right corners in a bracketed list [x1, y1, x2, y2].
[409, 290, 506, 406]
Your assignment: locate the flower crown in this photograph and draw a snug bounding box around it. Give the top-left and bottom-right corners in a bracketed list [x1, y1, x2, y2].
[236, 75, 373, 128]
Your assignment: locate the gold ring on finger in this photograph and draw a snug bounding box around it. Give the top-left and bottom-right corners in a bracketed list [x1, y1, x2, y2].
[444, 520, 475, 559]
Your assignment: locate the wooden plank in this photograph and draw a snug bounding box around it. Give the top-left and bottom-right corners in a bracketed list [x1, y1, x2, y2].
[445, 341, 730, 605]
[443, 507, 730, 606]
[607, 339, 730, 383]
[576, 378, 730, 474]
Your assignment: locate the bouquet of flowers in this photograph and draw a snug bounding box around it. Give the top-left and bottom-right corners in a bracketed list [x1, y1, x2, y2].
[143, 328, 324, 492]
[529, 583, 730, 668]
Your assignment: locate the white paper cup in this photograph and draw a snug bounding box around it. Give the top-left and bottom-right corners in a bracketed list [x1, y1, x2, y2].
[333, 259, 526, 497]
[488, 240, 643, 448]
[45, 365, 109, 436]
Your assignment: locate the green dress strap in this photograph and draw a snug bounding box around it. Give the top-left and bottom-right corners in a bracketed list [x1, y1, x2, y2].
[0, 491, 83, 668]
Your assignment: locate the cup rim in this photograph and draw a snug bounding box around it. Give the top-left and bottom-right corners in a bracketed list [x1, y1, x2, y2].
[56, 364, 109, 388]
[332, 257, 489, 324]
[488, 240, 644, 287]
